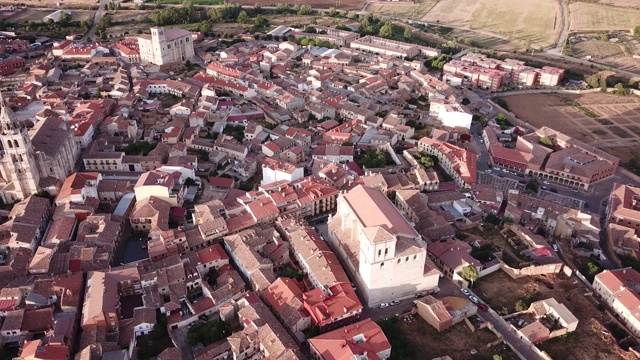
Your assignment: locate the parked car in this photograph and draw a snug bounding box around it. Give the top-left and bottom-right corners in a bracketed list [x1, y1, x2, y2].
[390, 300, 400, 306]
[541, 186, 548, 190]
[461, 288, 471, 296]
[477, 304, 488, 312]
[486, 169, 492, 173]
[469, 296, 480, 304]
[543, 181, 550, 185]
[379, 303, 389, 309]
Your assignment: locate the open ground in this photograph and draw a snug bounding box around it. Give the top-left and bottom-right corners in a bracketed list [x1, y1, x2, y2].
[476, 271, 636, 360]
[569, 2, 640, 31]
[5, 8, 94, 23]
[398, 315, 516, 359]
[0, 0, 97, 9]
[588, 0, 640, 8]
[420, 0, 561, 49]
[365, 0, 437, 20]
[503, 93, 640, 163]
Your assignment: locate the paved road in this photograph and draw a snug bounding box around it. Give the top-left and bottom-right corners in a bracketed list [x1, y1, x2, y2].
[83, 0, 110, 41]
[550, 0, 570, 53]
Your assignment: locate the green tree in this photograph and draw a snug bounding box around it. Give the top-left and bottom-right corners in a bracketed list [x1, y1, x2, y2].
[237, 10, 248, 24]
[613, 83, 628, 96]
[342, 141, 354, 146]
[461, 97, 470, 105]
[459, 265, 479, 287]
[540, 136, 554, 147]
[379, 22, 394, 39]
[403, 26, 412, 39]
[515, 299, 527, 312]
[493, 355, 504, 360]
[635, 25, 640, 39]
[254, 14, 268, 27]
[58, 11, 71, 25]
[297, 4, 312, 15]
[199, 21, 211, 33]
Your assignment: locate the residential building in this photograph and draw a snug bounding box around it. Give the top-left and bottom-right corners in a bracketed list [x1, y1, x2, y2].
[261, 157, 304, 186]
[308, 318, 391, 360]
[429, 98, 473, 129]
[134, 170, 185, 207]
[593, 268, 640, 337]
[312, 145, 354, 164]
[350, 35, 420, 58]
[418, 137, 477, 188]
[415, 295, 477, 332]
[610, 183, 640, 235]
[129, 196, 171, 233]
[262, 277, 311, 334]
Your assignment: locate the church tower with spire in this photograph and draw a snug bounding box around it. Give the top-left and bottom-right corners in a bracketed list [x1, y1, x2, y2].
[0, 93, 40, 202]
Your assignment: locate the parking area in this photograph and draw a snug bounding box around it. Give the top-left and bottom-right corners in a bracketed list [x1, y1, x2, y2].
[478, 172, 522, 195]
[537, 189, 584, 209]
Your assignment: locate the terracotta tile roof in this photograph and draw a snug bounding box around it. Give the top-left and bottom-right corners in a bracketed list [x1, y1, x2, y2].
[344, 185, 418, 237]
[308, 318, 390, 360]
[303, 283, 362, 327]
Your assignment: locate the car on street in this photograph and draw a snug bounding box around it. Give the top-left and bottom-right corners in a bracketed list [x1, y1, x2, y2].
[486, 169, 492, 173]
[543, 181, 549, 185]
[390, 300, 400, 306]
[379, 303, 389, 309]
[469, 296, 480, 304]
[541, 186, 548, 190]
[477, 304, 488, 312]
[461, 288, 471, 296]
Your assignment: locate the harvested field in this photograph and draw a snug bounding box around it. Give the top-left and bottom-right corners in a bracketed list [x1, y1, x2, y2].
[227, 0, 365, 10]
[422, 0, 560, 48]
[572, 40, 625, 59]
[0, 0, 97, 9]
[569, 2, 640, 31]
[504, 92, 640, 166]
[366, 0, 437, 20]
[6, 8, 94, 23]
[589, 0, 640, 8]
[448, 28, 522, 51]
[476, 271, 635, 360]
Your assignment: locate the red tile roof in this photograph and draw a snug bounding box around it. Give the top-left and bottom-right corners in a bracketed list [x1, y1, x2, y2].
[308, 318, 390, 360]
[197, 243, 229, 264]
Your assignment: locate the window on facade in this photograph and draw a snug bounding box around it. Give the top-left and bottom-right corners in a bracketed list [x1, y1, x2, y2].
[380, 262, 384, 268]
[397, 259, 401, 264]
[13, 140, 18, 148]
[378, 249, 381, 256]
[6, 141, 11, 148]
[384, 248, 388, 255]
[413, 255, 417, 260]
[406, 256, 409, 262]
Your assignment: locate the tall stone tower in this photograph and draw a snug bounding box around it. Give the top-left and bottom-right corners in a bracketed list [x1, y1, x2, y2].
[0, 92, 40, 202]
[150, 26, 167, 65]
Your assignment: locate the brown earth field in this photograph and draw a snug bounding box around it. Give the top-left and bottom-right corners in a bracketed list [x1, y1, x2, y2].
[503, 93, 640, 162]
[476, 271, 636, 360]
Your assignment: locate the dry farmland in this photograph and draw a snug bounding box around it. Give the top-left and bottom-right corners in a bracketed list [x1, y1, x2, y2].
[366, 0, 437, 20]
[503, 93, 640, 163]
[569, 2, 640, 31]
[5, 8, 94, 23]
[592, 0, 640, 8]
[421, 0, 561, 49]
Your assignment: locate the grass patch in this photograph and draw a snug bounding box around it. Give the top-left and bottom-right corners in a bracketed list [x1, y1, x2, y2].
[577, 105, 600, 118]
[596, 118, 613, 125]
